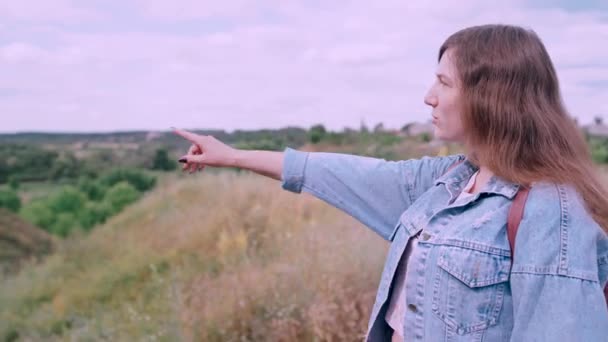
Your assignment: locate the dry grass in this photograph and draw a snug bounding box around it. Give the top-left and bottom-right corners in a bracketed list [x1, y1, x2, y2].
[0, 171, 387, 341]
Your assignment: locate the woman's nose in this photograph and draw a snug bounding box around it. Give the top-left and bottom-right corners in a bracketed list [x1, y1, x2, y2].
[424, 91, 437, 107]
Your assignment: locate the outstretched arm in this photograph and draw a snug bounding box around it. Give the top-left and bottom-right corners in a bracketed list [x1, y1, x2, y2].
[279, 148, 463, 240]
[173, 128, 463, 240]
[173, 128, 284, 180]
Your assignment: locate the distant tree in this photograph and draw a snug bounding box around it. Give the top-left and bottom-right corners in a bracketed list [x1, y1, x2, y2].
[0, 159, 8, 183]
[48, 187, 87, 214]
[8, 175, 19, 190]
[50, 153, 82, 180]
[594, 116, 604, 126]
[0, 189, 21, 213]
[95, 149, 115, 164]
[0, 144, 58, 182]
[373, 122, 385, 133]
[308, 124, 327, 144]
[152, 148, 177, 171]
[360, 119, 369, 133]
[420, 132, 431, 143]
[401, 123, 414, 133]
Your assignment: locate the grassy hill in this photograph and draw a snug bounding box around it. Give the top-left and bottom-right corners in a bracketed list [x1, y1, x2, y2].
[0, 208, 55, 277]
[0, 171, 387, 341]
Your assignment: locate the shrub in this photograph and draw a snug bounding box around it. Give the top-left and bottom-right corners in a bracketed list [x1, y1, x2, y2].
[0, 189, 21, 212]
[8, 176, 20, 191]
[20, 199, 55, 230]
[590, 139, 608, 164]
[100, 169, 156, 192]
[78, 201, 113, 230]
[50, 212, 78, 237]
[48, 187, 87, 214]
[308, 124, 327, 144]
[77, 176, 107, 201]
[152, 148, 177, 171]
[420, 132, 431, 143]
[104, 182, 141, 214]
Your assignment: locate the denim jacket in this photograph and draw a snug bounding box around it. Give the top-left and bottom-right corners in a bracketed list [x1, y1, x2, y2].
[281, 148, 608, 341]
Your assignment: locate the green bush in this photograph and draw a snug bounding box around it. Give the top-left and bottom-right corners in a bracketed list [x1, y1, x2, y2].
[100, 169, 156, 192]
[20, 199, 55, 230]
[18, 170, 155, 237]
[592, 145, 608, 164]
[48, 187, 87, 214]
[8, 176, 20, 190]
[308, 124, 327, 144]
[49, 153, 82, 181]
[0, 189, 21, 212]
[77, 176, 107, 201]
[104, 182, 141, 214]
[152, 148, 177, 171]
[589, 137, 608, 164]
[233, 139, 283, 151]
[21, 194, 84, 236]
[324, 132, 345, 145]
[420, 132, 431, 143]
[377, 133, 401, 146]
[78, 201, 113, 230]
[50, 212, 78, 237]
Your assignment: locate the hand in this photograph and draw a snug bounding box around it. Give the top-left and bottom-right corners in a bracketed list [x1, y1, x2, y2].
[172, 128, 239, 173]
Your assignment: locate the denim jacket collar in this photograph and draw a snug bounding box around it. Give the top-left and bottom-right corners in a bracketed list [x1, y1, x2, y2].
[433, 158, 521, 200]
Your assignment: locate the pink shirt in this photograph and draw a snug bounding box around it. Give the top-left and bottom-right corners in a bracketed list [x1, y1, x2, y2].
[385, 171, 479, 341]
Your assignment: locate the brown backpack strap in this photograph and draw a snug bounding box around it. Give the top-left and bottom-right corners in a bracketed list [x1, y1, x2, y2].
[507, 187, 529, 258]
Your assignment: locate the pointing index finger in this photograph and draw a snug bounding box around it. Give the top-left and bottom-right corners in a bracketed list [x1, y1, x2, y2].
[172, 128, 201, 144]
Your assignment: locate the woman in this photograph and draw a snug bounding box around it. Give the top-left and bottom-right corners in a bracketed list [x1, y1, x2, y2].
[173, 24, 608, 341]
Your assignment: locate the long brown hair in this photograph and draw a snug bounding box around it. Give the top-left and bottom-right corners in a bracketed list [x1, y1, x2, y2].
[439, 24, 608, 233]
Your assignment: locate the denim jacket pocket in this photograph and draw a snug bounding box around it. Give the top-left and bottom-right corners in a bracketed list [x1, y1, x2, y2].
[431, 245, 511, 335]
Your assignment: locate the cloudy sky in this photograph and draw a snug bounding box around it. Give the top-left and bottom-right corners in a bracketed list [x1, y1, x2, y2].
[1, 0, 607, 133]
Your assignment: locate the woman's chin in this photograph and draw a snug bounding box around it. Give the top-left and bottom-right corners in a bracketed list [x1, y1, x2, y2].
[433, 128, 461, 143]
[433, 127, 444, 140]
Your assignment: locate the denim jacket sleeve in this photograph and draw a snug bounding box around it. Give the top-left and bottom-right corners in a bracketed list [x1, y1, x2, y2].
[280, 147, 464, 240]
[509, 183, 608, 341]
